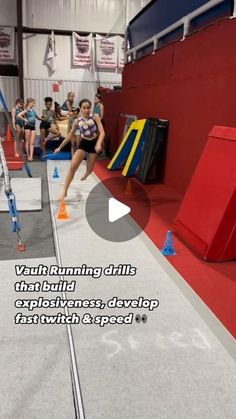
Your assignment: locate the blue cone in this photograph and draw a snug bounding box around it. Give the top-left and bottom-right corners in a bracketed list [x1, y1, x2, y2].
[161, 230, 176, 256]
[52, 166, 59, 178]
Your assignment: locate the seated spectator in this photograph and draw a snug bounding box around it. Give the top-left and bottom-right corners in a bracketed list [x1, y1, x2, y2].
[61, 91, 75, 116]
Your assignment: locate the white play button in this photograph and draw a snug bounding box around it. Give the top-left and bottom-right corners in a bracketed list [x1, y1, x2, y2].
[85, 177, 151, 242]
[108, 197, 131, 223]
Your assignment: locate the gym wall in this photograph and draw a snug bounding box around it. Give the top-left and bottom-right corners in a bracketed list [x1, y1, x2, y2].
[0, 0, 16, 26]
[102, 17, 236, 195]
[23, 33, 121, 115]
[22, 0, 151, 32]
[0, 0, 151, 109]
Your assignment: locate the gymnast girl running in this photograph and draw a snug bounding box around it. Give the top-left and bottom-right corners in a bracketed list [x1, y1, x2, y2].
[54, 98, 105, 201]
[18, 98, 42, 161]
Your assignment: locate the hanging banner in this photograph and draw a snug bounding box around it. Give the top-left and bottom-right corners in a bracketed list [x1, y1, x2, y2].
[118, 36, 125, 69]
[46, 30, 56, 73]
[72, 32, 92, 67]
[0, 27, 15, 61]
[95, 35, 118, 69]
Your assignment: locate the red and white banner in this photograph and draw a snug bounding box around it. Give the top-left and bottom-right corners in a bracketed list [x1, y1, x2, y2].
[0, 27, 15, 61]
[72, 32, 92, 67]
[95, 35, 118, 69]
[118, 36, 125, 69]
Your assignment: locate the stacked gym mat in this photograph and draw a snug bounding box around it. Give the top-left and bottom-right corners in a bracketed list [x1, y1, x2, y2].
[108, 117, 168, 183]
[137, 118, 168, 183]
[107, 119, 148, 176]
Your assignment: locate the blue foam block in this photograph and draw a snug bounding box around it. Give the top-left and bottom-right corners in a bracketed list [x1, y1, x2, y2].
[46, 152, 71, 160]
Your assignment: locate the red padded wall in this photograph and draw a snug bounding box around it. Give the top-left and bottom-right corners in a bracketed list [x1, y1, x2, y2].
[102, 18, 236, 195]
[174, 126, 236, 261]
[101, 91, 123, 155]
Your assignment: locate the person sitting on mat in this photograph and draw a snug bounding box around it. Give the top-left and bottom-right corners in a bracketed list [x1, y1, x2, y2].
[11, 98, 25, 157]
[61, 91, 75, 116]
[55, 102, 69, 121]
[55, 101, 70, 139]
[40, 96, 61, 159]
[18, 98, 42, 162]
[54, 98, 105, 201]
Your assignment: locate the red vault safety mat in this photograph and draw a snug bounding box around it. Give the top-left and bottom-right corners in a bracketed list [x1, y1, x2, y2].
[174, 126, 236, 261]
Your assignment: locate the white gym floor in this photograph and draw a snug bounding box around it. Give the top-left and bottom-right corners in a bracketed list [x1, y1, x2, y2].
[0, 177, 42, 211]
[0, 159, 235, 419]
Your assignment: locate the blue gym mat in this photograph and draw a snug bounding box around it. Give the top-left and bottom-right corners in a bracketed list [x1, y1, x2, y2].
[46, 152, 71, 160]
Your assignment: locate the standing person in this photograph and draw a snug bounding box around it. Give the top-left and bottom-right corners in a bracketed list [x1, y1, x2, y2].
[93, 93, 106, 157]
[61, 91, 75, 115]
[40, 97, 60, 159]
[11, 98, 25, 157]
[69, 107, 81, 157]
[54, 99, 105, 201]
[93, 93, 104, 120]
[18, 98, 42, 161]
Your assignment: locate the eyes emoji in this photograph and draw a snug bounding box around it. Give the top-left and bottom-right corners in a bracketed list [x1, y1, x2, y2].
[135, 314, 147, 323]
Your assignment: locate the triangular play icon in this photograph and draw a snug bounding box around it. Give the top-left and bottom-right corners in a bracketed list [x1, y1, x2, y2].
[108, 198, 131, 223]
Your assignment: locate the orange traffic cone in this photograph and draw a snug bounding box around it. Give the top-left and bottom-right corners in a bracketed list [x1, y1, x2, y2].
[57, 200, 68, 220]
[125, 180, 134, 195]
[6, 124, 12, 141]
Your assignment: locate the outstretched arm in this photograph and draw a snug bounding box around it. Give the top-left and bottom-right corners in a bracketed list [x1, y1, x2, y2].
[54, 119, 78, 152]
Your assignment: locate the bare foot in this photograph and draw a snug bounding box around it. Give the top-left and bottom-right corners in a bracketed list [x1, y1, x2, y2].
[80, 172, 89, 181]
[58, 190, 67, 202]
[14, 153, 20, 157]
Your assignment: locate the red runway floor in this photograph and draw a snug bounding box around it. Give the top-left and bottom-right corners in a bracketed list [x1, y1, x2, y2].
[94, 160, 236, 338]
